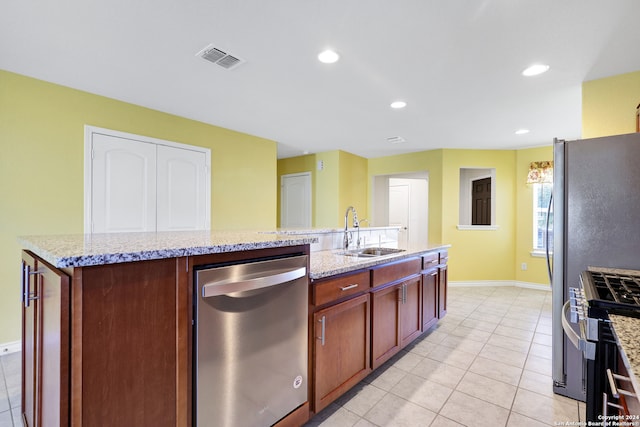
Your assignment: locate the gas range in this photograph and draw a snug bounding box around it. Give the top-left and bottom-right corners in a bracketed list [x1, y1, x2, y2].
[581, 267, 640, 318]
[570, 267, 640, 421]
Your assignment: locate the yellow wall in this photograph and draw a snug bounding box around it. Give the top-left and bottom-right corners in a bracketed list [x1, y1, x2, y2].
[582, 70, 640, 138]
[440, 150, 517, 282]
[368, 150, 444, 245]
[277, 150, 368, 228]
[0, 70, 278, 344]
[338, 151, 368, 226]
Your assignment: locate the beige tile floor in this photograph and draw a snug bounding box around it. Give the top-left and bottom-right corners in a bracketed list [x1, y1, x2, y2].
[0, 350, 20, 427]
[305, 286, 586, 427]
[0, 286, 585, 427]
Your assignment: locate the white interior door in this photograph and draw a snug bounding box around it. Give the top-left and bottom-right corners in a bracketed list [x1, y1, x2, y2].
[91, 133, 157, 233]
[389, 182, 410, 248]
[157, 145, 208, 231]
[281, 173, 311, 228]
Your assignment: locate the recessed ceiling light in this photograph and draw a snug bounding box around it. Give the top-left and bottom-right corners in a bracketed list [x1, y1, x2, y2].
[386, 136, 406, 144]
[318, 50, 339, 64]
[515, 129, 530, 135]
[390, 101, 407, 109]
[522, 64, 550, 76]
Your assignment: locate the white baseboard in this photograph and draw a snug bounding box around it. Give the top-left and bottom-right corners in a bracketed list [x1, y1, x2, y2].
[450, 280, 551, 292]
[0, 340, 21, 355]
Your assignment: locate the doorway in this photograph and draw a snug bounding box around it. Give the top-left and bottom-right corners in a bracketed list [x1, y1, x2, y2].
[372, 172, 429, 247]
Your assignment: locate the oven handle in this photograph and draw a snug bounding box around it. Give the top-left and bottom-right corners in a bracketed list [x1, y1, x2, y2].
[561, 301, 580, 349]
[562, 301, 596, 360]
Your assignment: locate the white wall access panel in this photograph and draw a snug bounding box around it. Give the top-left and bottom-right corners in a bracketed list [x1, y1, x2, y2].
[85, 126, 211, 234]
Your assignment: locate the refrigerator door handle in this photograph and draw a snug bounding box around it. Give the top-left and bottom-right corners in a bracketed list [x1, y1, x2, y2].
[545, 192, 553, 285]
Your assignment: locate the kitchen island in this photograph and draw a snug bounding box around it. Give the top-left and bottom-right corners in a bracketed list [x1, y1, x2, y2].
[18, 230, 448, 427]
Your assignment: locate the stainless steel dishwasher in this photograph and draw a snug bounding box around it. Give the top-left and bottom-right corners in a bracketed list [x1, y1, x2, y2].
[194, 254, 308, 427]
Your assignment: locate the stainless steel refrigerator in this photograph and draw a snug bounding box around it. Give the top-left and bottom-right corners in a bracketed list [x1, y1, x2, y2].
[551, 132, 640, 401]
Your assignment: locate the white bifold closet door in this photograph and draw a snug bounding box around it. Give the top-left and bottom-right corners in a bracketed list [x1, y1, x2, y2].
[88, 129, 209, 233]
[156, 144, 208, 231]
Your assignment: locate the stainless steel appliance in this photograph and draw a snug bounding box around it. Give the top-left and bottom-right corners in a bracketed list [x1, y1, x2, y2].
[565, 267, 640, 420]
[552, 132, 640, 404]
[194, 255, 309, 427]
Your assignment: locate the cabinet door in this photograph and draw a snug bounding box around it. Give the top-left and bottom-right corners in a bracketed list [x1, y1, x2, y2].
[422, 269, 438, 331]
[314, 294, 370, 413]
[21, 251, 70, 427]
[371, 284, 401, 369]
[22, 253, 37, 427]
[438, 264, 448, 318]
[400, 276, 422, 348]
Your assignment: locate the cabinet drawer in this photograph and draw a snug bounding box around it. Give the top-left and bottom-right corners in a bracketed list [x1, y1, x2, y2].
[313, 270, 370, 306]
[439, 250, 449, 264]
[422, 252, 439, 269]
[371, 258, 421, 288]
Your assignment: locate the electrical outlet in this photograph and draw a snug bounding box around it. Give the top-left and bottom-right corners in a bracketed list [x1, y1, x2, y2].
[521, 262, 527, 271]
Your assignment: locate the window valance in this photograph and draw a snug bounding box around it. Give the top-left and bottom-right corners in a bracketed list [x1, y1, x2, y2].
[526, 161, 553, 184]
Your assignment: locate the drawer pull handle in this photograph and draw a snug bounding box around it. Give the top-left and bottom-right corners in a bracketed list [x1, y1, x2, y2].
[340, 284, 359, 291]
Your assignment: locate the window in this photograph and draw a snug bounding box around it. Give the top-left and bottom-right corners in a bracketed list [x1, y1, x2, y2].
[533, 183, 553, 251]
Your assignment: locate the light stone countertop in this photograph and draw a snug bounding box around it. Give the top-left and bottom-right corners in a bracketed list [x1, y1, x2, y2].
[608, 314, 640, 396]
[19, 231, 449, 279]
[309, 245, 450, 280]
[19, 231, 317, 268]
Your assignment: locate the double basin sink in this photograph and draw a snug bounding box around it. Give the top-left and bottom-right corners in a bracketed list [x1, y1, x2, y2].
[338, 247, 406, 258]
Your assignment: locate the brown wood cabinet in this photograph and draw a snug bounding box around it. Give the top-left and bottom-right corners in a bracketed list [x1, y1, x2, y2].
[399, 275, 422, 348]
[312, 293, 371, 413]
[421, 267, 438, 331]
[21, 251, 70, 427]
[370, 258, 422, 369]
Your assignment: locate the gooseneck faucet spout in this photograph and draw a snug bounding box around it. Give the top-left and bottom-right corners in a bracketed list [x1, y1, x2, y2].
[344, 206, 359, 249]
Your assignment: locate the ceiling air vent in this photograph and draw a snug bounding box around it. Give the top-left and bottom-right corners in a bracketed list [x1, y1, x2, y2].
[196, 44, 244, 70]
[386, 136, 406, 144]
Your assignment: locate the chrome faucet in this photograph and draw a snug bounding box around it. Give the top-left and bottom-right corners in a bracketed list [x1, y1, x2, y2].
[343, 206, 359, 249]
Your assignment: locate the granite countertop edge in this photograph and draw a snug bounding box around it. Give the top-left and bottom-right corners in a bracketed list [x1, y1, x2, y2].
[18, 231, 318, 269]
[309, 244, 451, 280]
[608, 314, 640, 396]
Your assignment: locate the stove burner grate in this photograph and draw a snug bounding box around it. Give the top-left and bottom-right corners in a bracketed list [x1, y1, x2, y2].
[589, 271, 640, 306]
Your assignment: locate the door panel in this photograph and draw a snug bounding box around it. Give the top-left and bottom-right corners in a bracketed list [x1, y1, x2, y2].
[471, 177, 491, 225]
[313, 294, 370, 412]
[371, 285, 400, 369]
[157, 145, 208, 231]
[92, 134, 157, 233]
[22, 253, 37, 427]
[400, 277, 422, 347]
[422, 269, 438, 330]
[281, 173, 311, 228]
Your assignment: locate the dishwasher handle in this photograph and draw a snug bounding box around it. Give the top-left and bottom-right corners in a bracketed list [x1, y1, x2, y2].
[202, 266, 307, 298]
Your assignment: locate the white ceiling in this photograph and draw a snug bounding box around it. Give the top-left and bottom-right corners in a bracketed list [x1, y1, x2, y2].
[2, 0, 640, 159]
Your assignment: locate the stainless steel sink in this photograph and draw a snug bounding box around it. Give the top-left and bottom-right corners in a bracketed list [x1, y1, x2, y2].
[338, 247, 406, 258]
